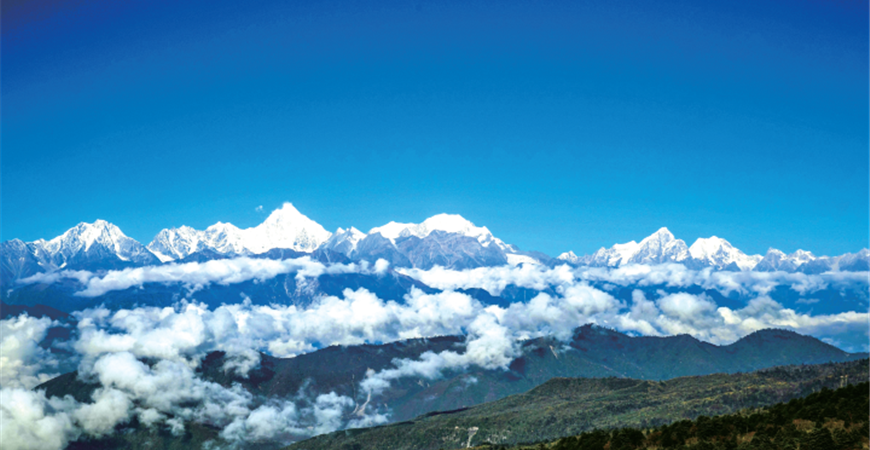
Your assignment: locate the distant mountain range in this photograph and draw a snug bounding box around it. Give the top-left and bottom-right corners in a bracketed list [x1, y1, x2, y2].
[3, 204, 868, 289]
[37, 320, 868, 450]
[557, 227, 869, 272]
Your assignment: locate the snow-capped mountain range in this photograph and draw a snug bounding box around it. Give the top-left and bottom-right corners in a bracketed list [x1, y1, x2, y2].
[557, 227, 868, 273]
[147, 204, 331, 262]
[556, 227, 765, 270]
[1, 220, 160, 281]
[369, 214, 513, 251]
[2, 204, 868, 287]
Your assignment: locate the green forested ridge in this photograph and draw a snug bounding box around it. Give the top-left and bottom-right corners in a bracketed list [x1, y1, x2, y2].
[483, 380, 869, 450]
[288, 359, 868, 450]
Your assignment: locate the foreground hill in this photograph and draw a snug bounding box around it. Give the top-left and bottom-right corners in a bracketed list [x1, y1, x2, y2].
[289, 359, 869, 450]
[496, 380, 869, 450]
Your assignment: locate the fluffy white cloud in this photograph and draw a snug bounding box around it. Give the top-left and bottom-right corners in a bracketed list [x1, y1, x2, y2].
[72, 388, 132, 437]
[0, 315, 61, 389]
[0, 388, 79, 450]
[4, 261, 868, 448]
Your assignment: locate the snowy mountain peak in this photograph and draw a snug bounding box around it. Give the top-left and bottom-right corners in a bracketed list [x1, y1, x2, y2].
[147, 226, 205, 262]
[688, 236, 728, 258]
[261, 203, 308, 227]
[47, 220, 130, 254]
[586, 240, 640, 267]
[557, 251, 581, 264]
[791, 249, 816, 263]
[27, 220, 158, 267]
[628, 227, 688, 264]
[244, 203, 331, 253]
[585, 227, 689, 267]
[420, 213, 485, 234]
[689, 236, 761, 270]
[754, 247, 818, 272]
[147, 203, 332, 261]
[645, 227, 675, 242]
[321, 227, 367, 257]
[369, 213, 509, 250]
[765, 248, 786, 257]
[370, 214, 480, 239]
[205, 221, 241, 233]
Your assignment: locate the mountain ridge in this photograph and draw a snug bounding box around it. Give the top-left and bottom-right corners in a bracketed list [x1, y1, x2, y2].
[3, 206, 868, 290]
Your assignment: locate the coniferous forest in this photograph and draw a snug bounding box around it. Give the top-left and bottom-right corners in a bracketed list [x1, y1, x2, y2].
[481, 381, 869, 450]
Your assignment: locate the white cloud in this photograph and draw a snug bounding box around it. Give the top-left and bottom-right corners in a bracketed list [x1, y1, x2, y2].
[18, 257, 388, 298]
[72, 388, 132, 437]
[400, 263, 867, 300]
[0, 315, 61, 389]
[399, 264, 576, 296]
[3, 261, 868, 447]
[0, 388, 79, 450]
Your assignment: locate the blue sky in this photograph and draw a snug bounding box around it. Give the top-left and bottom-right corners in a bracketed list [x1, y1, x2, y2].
[2, 0, 867, 257]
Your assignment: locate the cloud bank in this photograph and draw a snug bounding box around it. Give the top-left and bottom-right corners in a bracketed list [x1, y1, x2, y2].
[18, 256, 389, 297]
[400, 263, 869, 298]
[3, 261, 868, 449]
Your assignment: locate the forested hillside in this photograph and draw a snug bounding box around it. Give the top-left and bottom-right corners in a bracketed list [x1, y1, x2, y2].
[290, 360, 868, 450]
[490, 380, 869, 450]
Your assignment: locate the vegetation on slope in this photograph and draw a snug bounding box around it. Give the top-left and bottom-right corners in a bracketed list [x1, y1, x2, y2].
[289, 359, 868, 450]
[481, 380, 869, 450]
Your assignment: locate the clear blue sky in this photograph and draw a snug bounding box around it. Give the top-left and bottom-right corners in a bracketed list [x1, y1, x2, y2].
[2, 0, 867, 257]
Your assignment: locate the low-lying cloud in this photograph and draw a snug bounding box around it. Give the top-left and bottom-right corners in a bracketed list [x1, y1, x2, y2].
[0, 315, 61, 389]
[400, 263, 869, 298]
[18, 256, 389, 297]
[3, 261, 868, 449]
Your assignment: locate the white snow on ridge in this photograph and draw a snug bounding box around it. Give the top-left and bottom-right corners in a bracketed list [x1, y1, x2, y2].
[45, 220, 125, 254]
[148, 225, 204, 262]
[630, 227, 689, 264]
[369, 213, 511, 250]
[610, 241, 641, 264]
[569, 228, 765, 271]
[147, 203, 332, 261]
[688, 236, 761, 270]
[14, 220, 158, 267]
[42, 220, 147, 262]
[10, 205, 866, 275]
[790, 249, 816, 266]
[557, 251, 581, 264]
[320, 227, 367, 257]
[243, 203, 332, 253]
